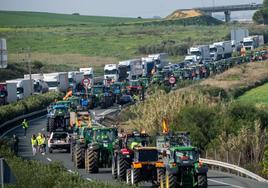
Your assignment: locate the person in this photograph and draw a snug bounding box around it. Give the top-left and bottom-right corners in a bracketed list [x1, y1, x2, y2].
[40, 134, 46, 155]
[22, 119, 29, 137]
[13, 134, 19, 155]
[180, 152, 189, 161]
[31, 134, 38, 156]
[130, 140, 141, 149]
[36, 133, 42, 153]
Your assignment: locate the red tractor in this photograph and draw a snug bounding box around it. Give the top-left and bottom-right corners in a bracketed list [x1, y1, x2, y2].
[112, 131, 149, 180]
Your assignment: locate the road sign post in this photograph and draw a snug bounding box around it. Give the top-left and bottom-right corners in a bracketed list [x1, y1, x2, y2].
[82, 78, 91, 99]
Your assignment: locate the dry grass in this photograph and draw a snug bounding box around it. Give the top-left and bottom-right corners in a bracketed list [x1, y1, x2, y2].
[166, 9, 203, 19]
[201, 61, 268, 91]
[9, 52, 116, 69]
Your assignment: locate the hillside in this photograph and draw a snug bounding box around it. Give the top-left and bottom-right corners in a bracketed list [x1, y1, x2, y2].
[0, 11, 143, 27]
[166, 9, 204, 19]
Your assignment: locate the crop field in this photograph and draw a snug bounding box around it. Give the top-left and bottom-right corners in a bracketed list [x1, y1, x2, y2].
[238, 83, 268, 105]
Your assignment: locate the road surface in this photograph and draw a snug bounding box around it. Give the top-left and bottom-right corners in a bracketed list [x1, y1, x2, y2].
[2, 108, 268, 188]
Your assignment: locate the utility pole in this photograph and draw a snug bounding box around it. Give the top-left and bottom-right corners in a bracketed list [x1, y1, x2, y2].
[27, 48, 33, 95]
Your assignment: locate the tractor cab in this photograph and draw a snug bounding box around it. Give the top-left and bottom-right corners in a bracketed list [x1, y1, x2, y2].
[47, 104, 70, 132]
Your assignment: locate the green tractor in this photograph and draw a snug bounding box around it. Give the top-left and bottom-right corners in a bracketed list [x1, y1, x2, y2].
[47, 104, 70, 132]
[73, 126, 118, 173]
[160, 146, 208, 188]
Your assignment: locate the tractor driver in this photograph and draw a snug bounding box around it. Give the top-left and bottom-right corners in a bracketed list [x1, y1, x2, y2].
[130, 139, 142, 149]
[180, 152, 189, 161]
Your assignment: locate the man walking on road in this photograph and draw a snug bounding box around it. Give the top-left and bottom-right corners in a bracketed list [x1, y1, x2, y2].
[22, 119, 29, 137]
[31, 134, 38, 156]
[13, 134, 19, 155]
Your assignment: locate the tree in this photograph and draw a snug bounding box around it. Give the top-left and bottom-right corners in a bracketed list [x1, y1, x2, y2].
[253, 0, 268, 24]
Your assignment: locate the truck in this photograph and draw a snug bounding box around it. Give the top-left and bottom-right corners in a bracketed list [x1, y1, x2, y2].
[231, 28, 249, 50]
[189, 45, 210, 63]
[141, 57, 155, 77]
[6, 82, 16, 103]
[0, 83, 7, 105]
[209, 44, 224, 61]
[104, 64, 119, 85]
[79, 67, 94, 86]
[43, 72, 69, 92]
[213, 41, 233, 59]
[184, 55, 198, 64]
[118, 59, 143, 81]
[24, 74, 48, 93]
[148, 53, 168, 71]
[6, 79, 33, 100]
[243, 35, 264, 51]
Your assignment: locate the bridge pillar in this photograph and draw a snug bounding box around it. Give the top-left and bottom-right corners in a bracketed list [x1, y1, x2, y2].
[224, 10, 231, 23]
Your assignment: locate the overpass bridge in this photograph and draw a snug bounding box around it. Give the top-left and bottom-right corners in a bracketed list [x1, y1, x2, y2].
[183, 3, 263, 22]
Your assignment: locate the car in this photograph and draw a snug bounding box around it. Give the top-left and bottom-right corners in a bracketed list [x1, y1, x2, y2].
[119, 94, 134, 105]
[48, 132, 70, 153]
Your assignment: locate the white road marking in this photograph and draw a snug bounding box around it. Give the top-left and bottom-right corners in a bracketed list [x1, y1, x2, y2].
[86, 178, 92, 181]
[208, 178, 246, 188]
[68, 169, 74, 173]
[0, 115, 47, 139]
[46, 157, 52, 162]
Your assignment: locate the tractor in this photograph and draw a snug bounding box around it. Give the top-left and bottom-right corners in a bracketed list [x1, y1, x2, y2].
[112, 131, 150, 180]
[47, 104, 70, 132]
[126, 80, 143, 96]
[126, 147, 164, 186]
[160, 146, 208, 188]
[73, 126, 118, 173]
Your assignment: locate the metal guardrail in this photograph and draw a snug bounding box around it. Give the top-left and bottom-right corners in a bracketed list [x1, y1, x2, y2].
[0, 109, 47, 136]
[200, 158, 268, 183]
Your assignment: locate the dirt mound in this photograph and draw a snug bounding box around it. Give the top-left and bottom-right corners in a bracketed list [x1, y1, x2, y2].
[166, 9, 204, 20]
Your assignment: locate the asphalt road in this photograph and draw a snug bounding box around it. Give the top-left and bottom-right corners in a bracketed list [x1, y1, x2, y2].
[2, 108, 268, 188]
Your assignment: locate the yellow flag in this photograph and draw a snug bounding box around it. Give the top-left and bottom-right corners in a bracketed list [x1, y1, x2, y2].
[162, 118, 169, 134]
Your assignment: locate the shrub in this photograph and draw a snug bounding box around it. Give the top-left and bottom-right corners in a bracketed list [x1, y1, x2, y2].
[0, 92, 63, 124]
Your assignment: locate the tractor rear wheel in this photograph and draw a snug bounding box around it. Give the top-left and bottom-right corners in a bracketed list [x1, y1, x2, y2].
[117, 155, 127, 180]
[71, 142, 75, 162]
[130, 167, 140, 185]
[112, 155, 117, 179]
[197, 174, 207, 188]
[85, 148, 98, 173]
[74, 144, 84, 169]
[165, 170, 177, 188]
[157, 168, 165, 187]
[126, 168, 131, 184]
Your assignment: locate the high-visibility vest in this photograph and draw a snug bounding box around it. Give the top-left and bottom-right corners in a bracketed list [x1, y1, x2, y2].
[31, 138, 37, 146]
[22, 121, 29, 129]
[37, 136, 42, 145]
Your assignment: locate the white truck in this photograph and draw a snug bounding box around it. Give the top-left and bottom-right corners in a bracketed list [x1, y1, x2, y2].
[141, 57, 155, 77]
[184, 55, 198, 64]
[79, 67, 94, 86]
[148, 53, 168, 71]
[243, 35, 264, 51]
[118, 59, 143, 80]
[189, 45, 210, 63]
[43, 72, 69, 92]
[68, 71, 84, 87]
[6, 79, 33, 100]
[209, 44, 224, 61]
[231, 28, 249, 50]
[24, 74, 48, 93]
[6, 82, 17, 103]
[104, 64, 119, 84]
[213, 41, 233, 59]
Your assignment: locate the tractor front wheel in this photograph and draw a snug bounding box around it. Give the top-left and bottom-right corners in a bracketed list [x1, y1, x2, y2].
[197, 174, 208, 188]
[48, 118, 55, 132]
[130, 167, 140, 185]
[157, 168, 165, 187]
[165, 170, 177, 188]
[117, 155, 127, 180]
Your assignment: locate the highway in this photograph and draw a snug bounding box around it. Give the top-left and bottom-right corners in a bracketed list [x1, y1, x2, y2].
[2, 108, 268, 188]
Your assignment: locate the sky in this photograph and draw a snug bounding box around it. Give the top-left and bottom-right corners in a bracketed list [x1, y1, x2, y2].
[0, 0, 263, 18]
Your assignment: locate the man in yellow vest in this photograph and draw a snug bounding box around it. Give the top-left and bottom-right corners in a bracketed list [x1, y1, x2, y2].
[22, 119, 29, 137]
[31, 134, 38, 156]
[37, 133, 42, 154]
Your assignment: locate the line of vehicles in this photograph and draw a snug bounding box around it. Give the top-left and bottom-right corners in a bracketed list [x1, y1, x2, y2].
[45, 92, 208, 187]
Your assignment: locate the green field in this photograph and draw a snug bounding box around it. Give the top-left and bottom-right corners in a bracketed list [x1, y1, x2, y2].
[238, 83, 268, 105]
[0, 11, 230, 80]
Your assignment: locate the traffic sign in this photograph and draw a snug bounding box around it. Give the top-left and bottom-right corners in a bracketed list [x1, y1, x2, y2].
[169, 76, 176, 84]
[82, 78, 90, 87]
